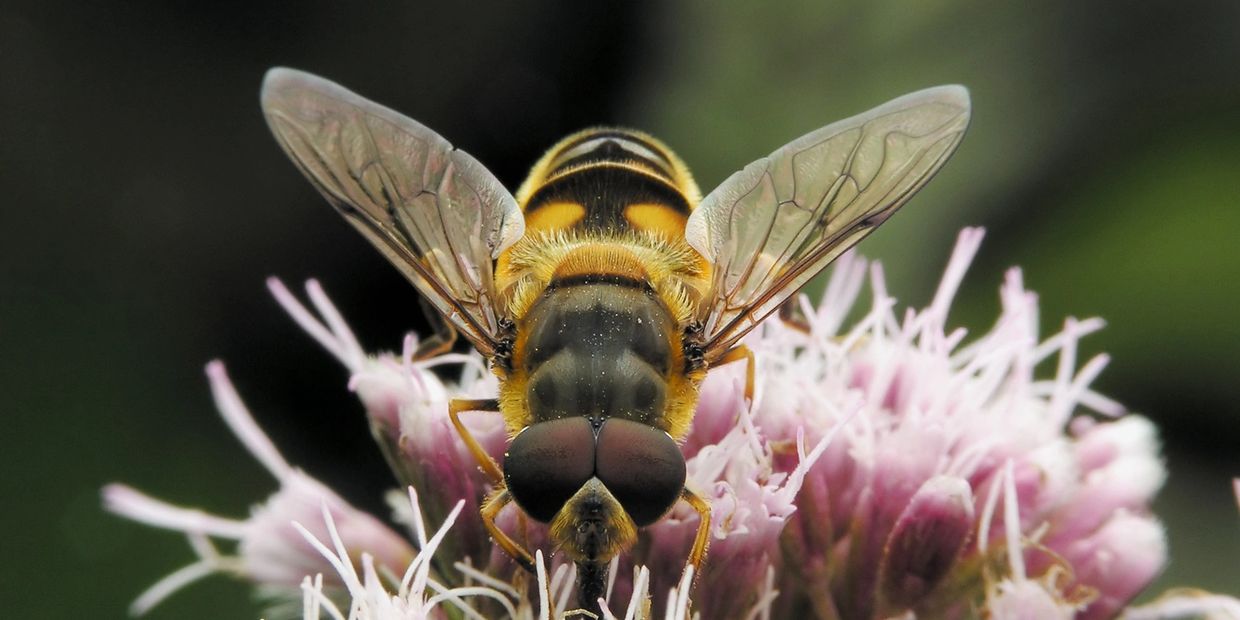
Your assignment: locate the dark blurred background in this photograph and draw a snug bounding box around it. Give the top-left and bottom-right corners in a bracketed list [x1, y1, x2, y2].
[2, 1, 1237, 617]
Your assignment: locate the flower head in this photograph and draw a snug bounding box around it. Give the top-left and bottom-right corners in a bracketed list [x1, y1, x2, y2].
[102, 362, 417, 614]
[106, 228, 1240, 618]
[726, 228, 1171, 619]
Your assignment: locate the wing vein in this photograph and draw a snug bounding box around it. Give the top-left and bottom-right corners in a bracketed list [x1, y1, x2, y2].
[685, 86, 971, 360]
[260, 68, 522, 356]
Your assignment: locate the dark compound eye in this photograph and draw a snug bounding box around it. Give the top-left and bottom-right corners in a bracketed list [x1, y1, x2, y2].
[594, 418, 686, 527]
[504, 418, 596, 523]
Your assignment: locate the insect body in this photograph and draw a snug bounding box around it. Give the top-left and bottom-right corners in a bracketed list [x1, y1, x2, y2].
[494, 129, 711, 607]
[260, 68, 970, 613]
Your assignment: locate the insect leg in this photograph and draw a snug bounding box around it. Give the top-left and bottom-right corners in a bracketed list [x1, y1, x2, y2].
[412, 297, 459, 360]
[713, 345, 755, 403]
[681, 487, 713, 585]
[481, 489, 537, 574]
[448, 398, 504, 484]
[778, 297, 812, 334]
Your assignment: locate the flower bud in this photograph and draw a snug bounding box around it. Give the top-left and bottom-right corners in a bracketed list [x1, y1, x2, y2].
[1066, 511, 1166, 620]
[878, 475, 975, 612]
[1051, 416, 1164, 546]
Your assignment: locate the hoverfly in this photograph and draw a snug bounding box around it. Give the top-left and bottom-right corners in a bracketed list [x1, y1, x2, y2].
[260, 68, 969, 614]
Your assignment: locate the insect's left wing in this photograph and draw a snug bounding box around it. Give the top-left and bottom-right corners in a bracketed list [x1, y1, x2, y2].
[685, 86, 970, 362]
[261, 68, 524, 356]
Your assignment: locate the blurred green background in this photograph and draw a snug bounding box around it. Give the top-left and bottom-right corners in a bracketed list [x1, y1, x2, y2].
[2, 1, 1237, 617]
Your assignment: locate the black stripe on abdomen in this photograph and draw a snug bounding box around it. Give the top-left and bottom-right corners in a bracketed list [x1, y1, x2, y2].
[556, 131, 675, 167]
[551, 142, 670, 181]
[524, 164, 691, 232]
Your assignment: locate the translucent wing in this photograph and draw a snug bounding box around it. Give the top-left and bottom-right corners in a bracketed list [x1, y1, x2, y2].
[685, 86, 970, 361]
[261, 68, 524, 356]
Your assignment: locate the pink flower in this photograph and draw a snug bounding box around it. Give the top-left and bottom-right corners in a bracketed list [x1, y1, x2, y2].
[106, 229, 1240, 618]
[102, 362, 415, 614]
[728, 228, 1178, 619]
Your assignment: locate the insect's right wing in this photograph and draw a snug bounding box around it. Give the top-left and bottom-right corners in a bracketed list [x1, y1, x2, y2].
[261, 68, 524, 356]
[685, 86, 970, 362]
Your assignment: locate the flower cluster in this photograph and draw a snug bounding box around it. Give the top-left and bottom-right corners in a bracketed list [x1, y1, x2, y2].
[104, 229, 1239, 619]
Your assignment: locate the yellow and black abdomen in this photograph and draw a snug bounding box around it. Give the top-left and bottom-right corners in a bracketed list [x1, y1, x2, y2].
[513, 128, 702, 238]
[494, 128, 709, 442]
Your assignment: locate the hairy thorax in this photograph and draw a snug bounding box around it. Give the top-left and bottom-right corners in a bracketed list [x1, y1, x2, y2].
[495, 234, 707, 439]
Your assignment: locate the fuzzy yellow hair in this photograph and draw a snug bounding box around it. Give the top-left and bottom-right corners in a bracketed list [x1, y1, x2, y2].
[493, 229, 709, 439]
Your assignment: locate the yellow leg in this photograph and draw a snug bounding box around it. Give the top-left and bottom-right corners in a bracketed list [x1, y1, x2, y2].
[681, 487, 713, 583]
[412, 297, 459, 360]
[448, 398, 504, 484]
[481, 489, 537, 574]
[411, 326, 457, 360]
[713, 344, 755, 403]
